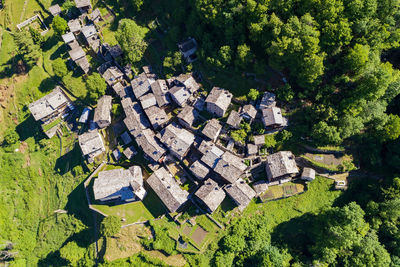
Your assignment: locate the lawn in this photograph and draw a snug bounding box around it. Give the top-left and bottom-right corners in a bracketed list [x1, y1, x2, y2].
[0, 0, 46, 30]
[259, 181, 305, 202]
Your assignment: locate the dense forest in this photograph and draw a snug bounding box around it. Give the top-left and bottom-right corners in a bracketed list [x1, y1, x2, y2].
[1, 0, 400, 266]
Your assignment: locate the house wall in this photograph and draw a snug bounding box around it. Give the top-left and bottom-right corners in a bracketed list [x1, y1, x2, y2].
[206, 102, 225, 117]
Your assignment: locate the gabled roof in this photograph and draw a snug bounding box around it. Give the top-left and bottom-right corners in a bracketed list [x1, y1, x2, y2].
[202, 119, 222, 141]
[90, 8, 101, 21]
[262, 107, 284, 126]
[189, 160, 210, 180]
[123, 146, 137, 159]
[68, 19, 82, 32]
[169, 85, 190, 107]
[160, 123, 195, 159]
[68, 46, 86, 61]
[247, 143, 258, 155]
[214, 152, 247, 183]
[146, 167, 189, 212]
[259, 91, 276, 109]
[75, 0, 92, 9]
[135, 129, 166, 162]
[94, 95, 112, 123]
[102, 66, 124, 86]
[175, 73, 200, 93]
[144, 105, 169, 130]
[75, 56, 90, 73]
[29, 87, 71, 121]
[242, 104, 257, 119]
[131, 73, 151, 99]
[205, 87, 232, 111]
[253, 135, 265, 146]
[62, 32, 76, 43]
[198, 140, 224, 168]
[139, 93, 157, 109]
[49, 4, 62, 16]
[78, 130, 105, 156]
[301, 167, 316, 180]
[265, 151, 298, 180]
[226, 110, 242, 128]
[177, 105, 198, 127]
[195, 179, 226, 212]
[151, 79, 170, 107]
[224, 178, 256, 211]
[81, 24, 97, 38]
[122, 98, 151, 133]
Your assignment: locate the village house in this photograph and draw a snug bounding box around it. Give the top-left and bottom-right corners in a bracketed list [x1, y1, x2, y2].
[169, 84, 191, 107]
[144, 105, 169, 130]
[262, 107, 284, 128]
[123, 146, 137, 160]
[68, 19, 82, 33]
[253, 134, 265, 146]
[122, 98, 151, 132]
[194, 179, 226, 213]
[90, 8, 102, 23]
[68, 46, 90, 73]
[102, 66, 124, 87]
[48, 4, 62, 16]
[79, 107, 91, 124]
[202, 119, 222, 142]
[29, 87, 73, 125]
[135, 129, 166, 163]
[189, 160, 210, 180]
[226, 110, 242, 129]
[205, 87, 232, 117]
[224, 178, 256, 211]
[93, 166, 146, 202]
[160, 123, 195, 160]
[81, 24, 100, 52]
[78, 130, 106, 163]
[146, 167, 189, 212]
[178, 37, 197, 63]
[175, 73, 200, 93]
[301, 167, 316, 181]
[247, 143, 258, 156]
[101, 43, 123, 61]
[151, 79, 170, 107]
[241, 104, 257, 121]
[143, 65, 157, 83]
[74, 0, 92, 13]
[139, 93, 157, 109]
[214, 151, 248, 183]
[198, 140, 224, 168]
[259, 91, 276, 109]
[62, 32, 78, 50]
[131, 73, 151, 99]
[94, 95, 112, 129]
[177, 105, 198, 129]
[252, 180, 269, 197]
[265, 151, 299, 183]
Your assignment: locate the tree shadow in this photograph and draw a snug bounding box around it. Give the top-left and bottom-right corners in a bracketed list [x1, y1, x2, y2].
[50, 43, 67, 60]
[37, 250, 69, 267]
[16, 114, 45, 142]
[39, 77, 57, 92]
[65, 180, 93, 227]
[54, 143, 84, 175]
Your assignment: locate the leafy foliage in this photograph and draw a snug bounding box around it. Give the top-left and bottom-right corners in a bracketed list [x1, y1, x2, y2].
[85, 73, 107, 103]
[116, 19, 148, 64]
[100, 216, 121, 237]
[52, 16, 68, 35]
[52, 58, 68, 78]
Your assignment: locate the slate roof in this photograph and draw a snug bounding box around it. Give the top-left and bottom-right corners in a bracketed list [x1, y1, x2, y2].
[195, 179, 226, 212]
[175, 73, 200, 93]
[93, 95, 112, 124]
[82, 24, 97, 38]
[247, 143, 258, 155]
[262, 107, 284, 127]
[301, 167, 316, 180]
[75, 0, 91, 9]
[169, 85, 191, 107]
[90, 8, 101, 22]
[68, 46, 86, 61]
[252, 180, 269, 196]
[199, 140, 224, 168]
[102, 66, 124, 86]
[151, 79, 170, 107]
[29, 87, 71, 121]
[177, 105, 198, 127]
[253, 135, 265, 146]
[265, 151, 298, 181]
[226, 110, 242, 128]
[123, 146, 137, 159]
[75, 56, 90, 73]
[205, 87, 232, 112]
[202, 119, 222, 141]
[146, 167, 189, 212]
[189, 160, 210, 180]
[160, 123, 195, 159]
[242, 104, 257, 119]
[78, 130, 105, 156]
[131, 73, 151, 99]
[122, 98, 150, 134]
[68, 19, 82, 32]
[79, 107, 91, 123]
[214, 152, 247, 183]
[62, 32, 75, 43]
[144, 105, 169, 130]
[224, 178, 256, 211]
[49, 4, 62, 16]
[135, 129, 166, 162]
[259, 91, 276, 109]
[139, 93, 157, 109]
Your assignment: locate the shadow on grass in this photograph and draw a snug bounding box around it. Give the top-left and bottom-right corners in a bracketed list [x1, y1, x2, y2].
[38, 250, 69, 267]
[55, 143, 84, 175]
[16, 114, 45, 142]
[39, 77, 57, 92]
[66, 180, 94, 227]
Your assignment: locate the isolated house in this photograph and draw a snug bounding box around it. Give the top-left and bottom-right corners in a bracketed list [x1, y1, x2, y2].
[178, 38, 197, 62]
[102, 66, 124, 86]
[198, 140, 224, 168]
[169, 85, 191, 107]
[241, 104, 257, 121]
[195, 179, 226, 213]
[131, 73, 151, 99]
[93, 166, 146, 202]
[74, 0, 92, 13]
[214, 152, 247, 183]
[189, 160, 210, 180]
[144, 105, 169, 130]
[205, 87, 232, 117]
[301, 167, 316, 181]
[224, 178, 256, 211]
[151, 79, 170, 107]
[139, 93, 157, 109]
[146, 167, 189, 212]
[29, 87, 72, 124]
[265, 151, 298, 183]
[202, 119, 222, 142]
[94, 95, 112, 129]
[160, 123, 195, 160]
[78, 130, 106, 162]
[68, 19, 82, 33]
[135, 129, 166, 163]
[262, 107, 284, 128]
[226, 110, 242, 129]
[259, 91, 276, 109]
[49, 4, 62, 16]
[177, 105, 198, 128]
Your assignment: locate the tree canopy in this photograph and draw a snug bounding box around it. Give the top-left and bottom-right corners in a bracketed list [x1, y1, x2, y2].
[116, 19, 148, 65]
[100, 216, 121, 237]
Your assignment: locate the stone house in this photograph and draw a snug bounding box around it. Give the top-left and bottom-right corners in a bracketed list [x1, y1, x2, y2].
[205, 87, 232, 117]
[94, 95, 112, 129]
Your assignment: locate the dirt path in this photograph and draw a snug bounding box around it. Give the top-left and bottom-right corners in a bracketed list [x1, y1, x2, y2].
[20, 0, 29, 22]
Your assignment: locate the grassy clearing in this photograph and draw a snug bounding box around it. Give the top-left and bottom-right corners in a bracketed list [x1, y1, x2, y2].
[260, 181, 305, 202]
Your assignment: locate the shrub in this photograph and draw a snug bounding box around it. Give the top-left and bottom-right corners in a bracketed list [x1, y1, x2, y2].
[100, 216, 121, 237]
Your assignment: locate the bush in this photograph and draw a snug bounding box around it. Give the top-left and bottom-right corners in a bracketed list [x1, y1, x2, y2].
[100, 216, 121, 237]
[52, 16, 68, 35]
[248, 88, 260, 101]
[52, 58, 68, 78]
[3, 129, 19, 146]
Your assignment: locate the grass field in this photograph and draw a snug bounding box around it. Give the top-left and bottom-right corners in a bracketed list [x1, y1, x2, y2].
[260, 181, 305, 202]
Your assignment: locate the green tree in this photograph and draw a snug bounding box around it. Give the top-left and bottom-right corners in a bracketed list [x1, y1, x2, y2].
[130, 0, 144, 12]
[345, 44, 370, 74]
[230, 129, 247, 144]
[312, 121, 342, 145]
[264, 134, 277, 148]
[218, 45, 232, 66]
[14, 31, 40, 67]
[276, 83, 295, 102]
[247, 88, 260, 101]
[384, 114, 400, 141]
[235, 44, 254, 69]
[116, 19, 147, 64]
[28, 27, 44, 46]
[85, 73, 107, 103]
[52, 16, 68, 35]
[100, 216, 121, 237]
[3, 129, 19, 146]
[52, 58, 68, 78]
[60, 241, 85, 266]
[382, 177, 400, 200]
